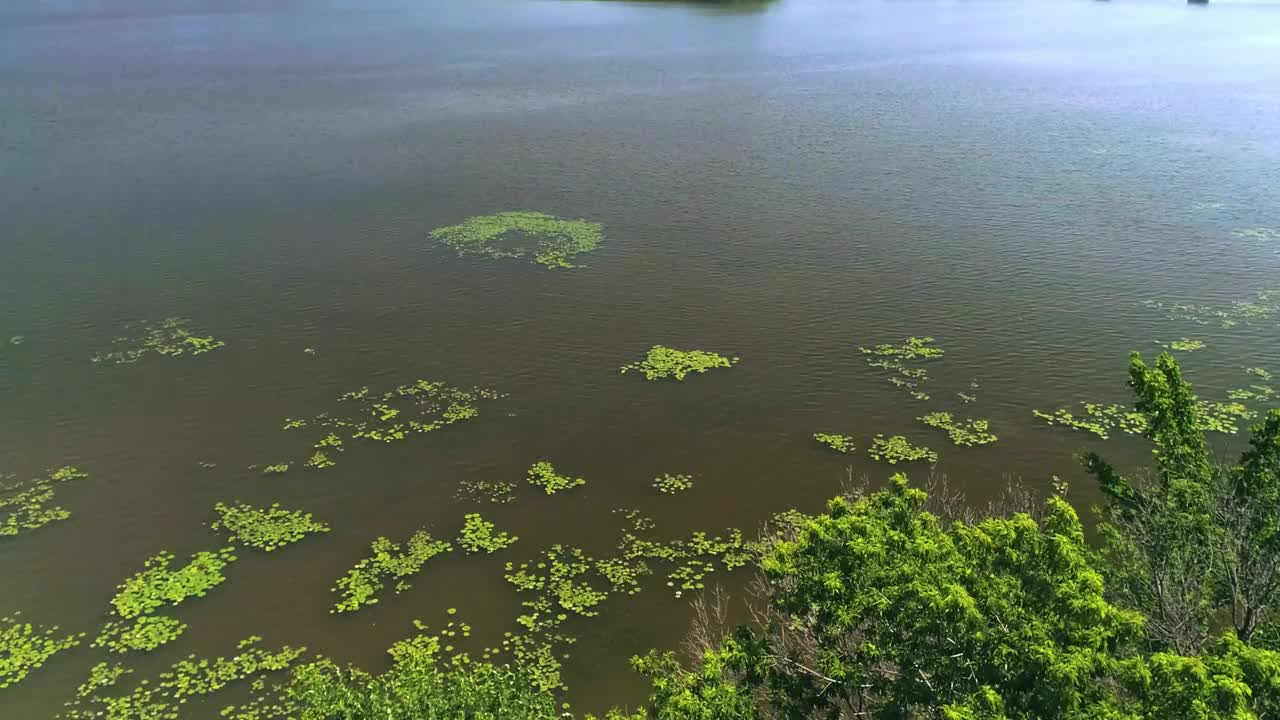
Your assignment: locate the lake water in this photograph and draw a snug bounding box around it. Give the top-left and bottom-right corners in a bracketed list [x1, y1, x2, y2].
[2, 0, 1279, 716]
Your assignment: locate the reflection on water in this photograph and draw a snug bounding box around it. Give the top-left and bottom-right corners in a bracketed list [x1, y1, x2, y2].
[1, 0, 1279, 715]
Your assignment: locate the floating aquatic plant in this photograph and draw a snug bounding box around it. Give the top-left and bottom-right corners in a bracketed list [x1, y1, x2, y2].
[72, 662, 130, 700]
[332, 529, 453, 613]
[8, 335, 24, 346]
[1163, 338, 1206, 352]
[1198, 400, 1255, 434]
[957, 392, 977, 403]
[92, 546, 237, 653]
[526, 461, 585, 495]
[859, 336, 945, 399]
[95, 614, 187, 654]
[504, 545, 609, 629]
[304, 451, 334, 469]
[1234, 227, 1280, 242]
[1246, 367, 1274, 381]
[812, 433, 856, 453]
[211, 502, 329, 552]
[919, 412, 997, 447]
[262, 463, 290, 475]
[458, 513, 518, 554]
[277, 379, 502, 469]
[868, 434, 937, 464]
[1031, 403, 1148, 440]
[92, 317, 225, 364]
[0, 612, 83, 689]
[1142, 289, 1277, 329]
[429, 210, 604, 269]
[1228, 385, 1276, 403]
[62, 636, 303, 720]
[652, 473, 695, 494]
[619, 346, 739, 381]
[455, 477, 518, 504]
[1, 466, 86, 539]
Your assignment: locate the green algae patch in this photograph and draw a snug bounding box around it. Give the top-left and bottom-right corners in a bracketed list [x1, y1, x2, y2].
[620, 345, 739, 380]
[1, 466, 86, 540]
[0, 612, 83, 689]
[63, 636, 303, 720]
[429, 211, 603, 269]
[919, 412, 997, 447]
[92, 317, 225, 364]
[813, 433, 856, 453]
[458, 513, 518, 554]
[212, 502, 329, 552]
[652, 473, 695, 494]
[868, 434, 937, 464]
[527, 461, 585, 495]
[331, 529, 452, 613]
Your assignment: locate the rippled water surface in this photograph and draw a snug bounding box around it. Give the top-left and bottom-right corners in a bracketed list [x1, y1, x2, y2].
[2, 0, 1280, 715]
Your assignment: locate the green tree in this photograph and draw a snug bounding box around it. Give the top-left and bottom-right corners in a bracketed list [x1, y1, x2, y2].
[1087, 352, 1280, 650]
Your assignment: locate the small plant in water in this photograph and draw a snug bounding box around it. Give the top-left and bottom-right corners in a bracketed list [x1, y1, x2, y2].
[812, 433, 856, 453]
[527, 461, 585, 495]
[652, 473, 695, 494]
[212, 501, 330, 551]
[92, 317, 225, 364]
[0, 612, 83, 689]
[429, 210, 604, 269]
[859, 336, 945, 398]
[620, 345, 739, 380]
[458, 513, 518, 554]
[455, 477, 518, 504]
[331, 529, 452, 613]
[8, 335, 24, 346]
[262, 463, 290, 475]
[868, 434, 938, 464]
[1163, 338, 1206, 352]
[919, 412, 997, 447]
[304, 451, 335, 469]
[93, 547, 237, 653]
[1, 466, 86, 539]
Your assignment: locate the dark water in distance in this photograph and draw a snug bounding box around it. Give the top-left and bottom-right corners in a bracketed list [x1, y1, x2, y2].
[2, 0, 1279, 715]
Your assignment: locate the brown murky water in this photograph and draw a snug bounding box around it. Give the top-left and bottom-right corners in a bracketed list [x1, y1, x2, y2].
[2, 0, 1279, 716]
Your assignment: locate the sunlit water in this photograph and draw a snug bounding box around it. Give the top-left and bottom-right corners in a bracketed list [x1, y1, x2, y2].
[2, 0, 1279, 715]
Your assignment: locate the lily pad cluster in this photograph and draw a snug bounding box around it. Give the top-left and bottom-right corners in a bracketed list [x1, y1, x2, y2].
[812, 433, 856, 453]
[331, 529, 452, 613]
[429, 210, 603, 269]
[62, 636, 303, 720]
[868, 434, 938, 464]
[0, 612, 83, 689]
[652, 473, 695, 494]
[1163, 338, 1206, 352]
[620, 345, 739, 381]
[859, 336, 944, 400]
[91, 317, 225, 364]
[93, 547, 236, 653]
[458, 513, 518, 554]
[527, 461, 585, 495]
[211, 501, 330, 552]
[1142, 289, 1277, 329]
[1, 466, 86, 539]
[1228, 385, 1276, 403]
[919, 412, 997, 447]
[279, 378, 502, 467]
